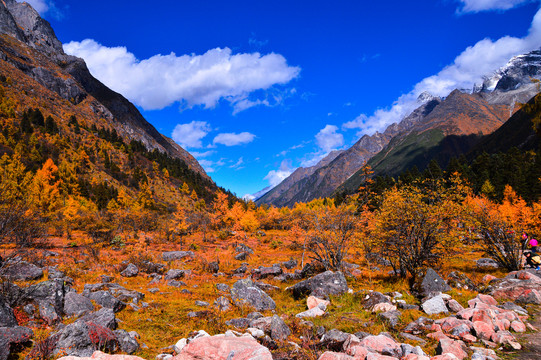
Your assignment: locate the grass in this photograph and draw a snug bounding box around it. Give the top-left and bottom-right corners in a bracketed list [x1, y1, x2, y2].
[3, 228, 525, 360]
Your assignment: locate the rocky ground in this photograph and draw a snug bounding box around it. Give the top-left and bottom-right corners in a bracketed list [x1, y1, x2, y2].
[0, 243, 540, 360]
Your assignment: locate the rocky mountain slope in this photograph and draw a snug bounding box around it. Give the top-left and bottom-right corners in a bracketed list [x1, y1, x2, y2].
[260, 48, 541, 206]
[0, 0, 207, 178]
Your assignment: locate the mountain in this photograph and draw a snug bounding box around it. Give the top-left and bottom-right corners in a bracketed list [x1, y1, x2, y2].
[256, 95, 442, 207]
[0, 0, 223, 207]
[0, 0, 206, 178]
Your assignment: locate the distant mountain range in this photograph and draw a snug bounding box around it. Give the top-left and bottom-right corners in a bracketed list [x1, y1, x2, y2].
[257, 49, 541, 207]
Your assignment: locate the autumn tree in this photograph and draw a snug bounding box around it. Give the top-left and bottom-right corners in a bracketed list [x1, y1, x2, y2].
[30, 158, 62, 216]
[374, 177, 468, 278]
[465, 185, 538, 271]
[302, 203, 361, 271]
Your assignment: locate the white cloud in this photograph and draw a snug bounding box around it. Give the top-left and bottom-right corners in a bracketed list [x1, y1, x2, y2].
[171, 121, 211, 149]
[213, 132, 256, 146]
[315, 125, 344, 153]
[345, 7, 541, 136]
[191, 150, 215, 158]
[198, 159, 216, 173]
[63, 39, 300, 112]
[230, 157, 244, 169]
[264, 160, 294, 187]
[457, 0, 533, 13]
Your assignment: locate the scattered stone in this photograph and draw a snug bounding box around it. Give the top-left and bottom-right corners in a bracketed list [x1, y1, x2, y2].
[215, 283, 230, 292]
[0, 326, 33, 360]
[307, 296, 330, 310]
[321, 329, 350, 350]
[317, 351, 354, 360]
[359, 335, 401, 358]
[446, 299, 464, 313]
[400, 333, 427, 345]
[282, 259, 298, 270]
[167, 280, 186, 288]
[114, 329, 139, 354]
[230, 279, 276, 311]
[0, 294, 17, 327]
[194, 301, 208, 307]
[120, 264, 139, 278]
[64, 291, 94, 317]
[436, 338, 467, 360]
[413, 268, 451, 298]
[174, 333, 272, 360]
[214, 296, 231, 311]
[81, 308, 117, 330]
[499, 302, 528, 316]
[235, 243, 254, 254]
[476, 258, 499, 268]
[372, 303, 397, 313]
[253, 265, 282, 279]
[296, 304, 327, 318]
[422, 295, 449, 315]
[87, 291, 126, 313]
[162, 251, 194, 262]
[363, 292, 391, 310]
[378, 310, 401, 329]
[288, 271, 348, 299]
[226, 318, 251, 329]
[235, 252, 248, 261]
[164, 269, 189, 280]
[53, 320, 119, 357]
[1, 261, 43, 281]
[403, 317, 434, 335]
[447, 271, 477, 291]
[270, 315, 291, 341]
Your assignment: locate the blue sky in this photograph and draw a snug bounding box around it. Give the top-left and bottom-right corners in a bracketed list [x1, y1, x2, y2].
[27, 0, 541, 197]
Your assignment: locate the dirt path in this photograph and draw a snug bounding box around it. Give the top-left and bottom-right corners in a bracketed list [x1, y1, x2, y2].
[514, 307, 541, 360]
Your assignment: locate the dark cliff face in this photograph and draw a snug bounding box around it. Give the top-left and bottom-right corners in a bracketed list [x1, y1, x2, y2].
[0, 0, 208, 178]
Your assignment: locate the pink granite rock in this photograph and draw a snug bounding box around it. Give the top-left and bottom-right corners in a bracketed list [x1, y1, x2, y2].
[307, 296, 330, 310]
[472, 321, 495, 341]
[482, 274, 497, 283]
[173, 334, 272, 360]
[58, 351, 146, 360]
[510, 320, 526, 333]
[436, 338, 467, 360]
[318, 352, 355, 360]
[365, 354, 399, 360]
[359, 335, 401, 358]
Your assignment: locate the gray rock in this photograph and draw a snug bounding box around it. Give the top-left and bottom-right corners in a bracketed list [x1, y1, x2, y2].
[195, 301, 209, 307]
[253, 265, 282, 279]
[120, 264, 139, 278]
[99, 275, 113, 283]
[477, 258, 500, 268]
[225, 317, 251, 328]
[403, 317, 434, 335]
[250, 316, 272, 332]
[207, 261, 220, 273]
[81, 308, 117, 329]
[64, 291, 94, 317]
[235, 252, 248, 261]
[2, 261, 43, 281]
[320, 328, 350, 348]
[0, 326, 33, 360]
[288, 271, 348, 299]
[499, 302, 528, 316]
[230, 279, 276, 311]
[214, 296, 231, 311]
[378, 310, 401, 329]
[53, 320, 118, 357]
[282, 259, 298, 270]
[397, 302, 420, 310]
[87, 291, 126, 313]
[415, 268, 451, 298]
[138, 260, 166, 274]
[167, 280, 186, 288]
[114, 329, 139, 354]
[0, 294, 16, 327]
[363, 291, 391, 310]
[270, 315, 291, 341]
[247, 312, 263, 320]
[447, 271, 478, 291]
[164, 269, 188, 280]
[400, 332, 427, 345]
[447, 299, 465, 313]
[216, 283, 230, 292]
[234, 264, 248, 274]
[236, 243, 253, 254]
[47, 266, 65, 280]
[422, 295, 449, 315]
[162, 251, 194, 262]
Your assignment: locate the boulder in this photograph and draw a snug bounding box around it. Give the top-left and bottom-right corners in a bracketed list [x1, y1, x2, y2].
[282, 259, 298, 270]
[172, 333, 272, 360]
[436, 338, 467, 360]
[235, 252, 248, 261]
[270, 315, 290, 341]
[359, 335, 401, 358]
[320, 329, 350, 350]
[447, 272, 477, 291]
[253, 265, 282, 279]
[413, 268, 451, 298]
[215, 283, 230, 292]
[317, 352, 355, 360]
[403, 317, 434, 335]
[1, 261, 43, 281]
[288, 271, 348, 299]
[476, 258, 499, 268]
[363, 292, 391, 310]
[296, 304, 326, 318]
[0, 294, 17, 327]
[86, 291, 126, 313]
[230, 279, 276, 311]
[120, 264, 138, 278]
[235, 244, 254, 254]
[225, 318, 251, 329]
[378, 310, 401, 329]
[53, 320, 119, 357]
[214, 296, 231, 311]
[64, 291, 94, 317]
[307, 296, 330, 310]
[113, 329, 139, 354]
[164, 269, 189, 280]
[0, 326, 33, 360]
[162, 251, 194, 262]
[422, 295, 448, 315]
[446, 299, 464, 313]
[57, 351, 145, 360]
[81, 308, 117, 330]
